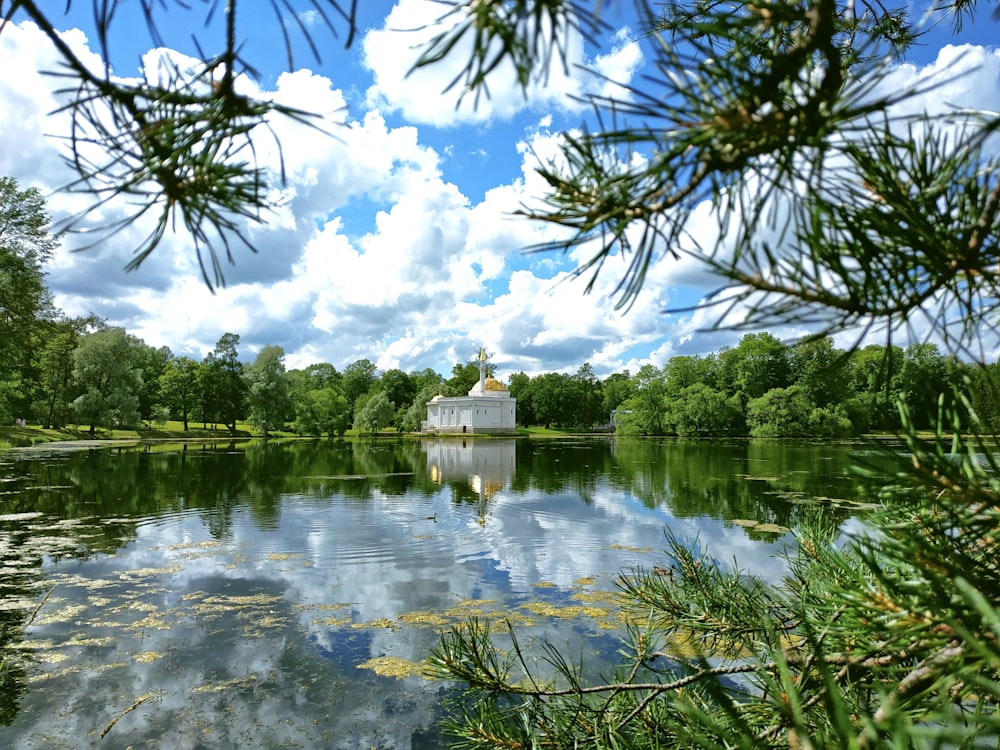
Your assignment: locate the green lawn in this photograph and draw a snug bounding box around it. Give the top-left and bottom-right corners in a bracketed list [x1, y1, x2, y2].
[0, 420, 252, 449]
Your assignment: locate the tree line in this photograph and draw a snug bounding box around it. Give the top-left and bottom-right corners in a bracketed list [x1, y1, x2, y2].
[607, 332, 1000, 438]
[3, 175, 997, 437]
[0, 171, 1000, 437]
[12, 318, 1000, 439]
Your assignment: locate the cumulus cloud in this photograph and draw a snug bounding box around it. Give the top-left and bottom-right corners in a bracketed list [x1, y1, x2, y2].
[1, 12, 998, 376]
[360, 0, 643, 127]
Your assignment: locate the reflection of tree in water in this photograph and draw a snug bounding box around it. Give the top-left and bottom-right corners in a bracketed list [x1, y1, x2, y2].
[284, 438, 355, 496]
[0, 437, 892, 742]
[5, 440, 433, 540]
[0, 453, 144, 728]
[0, 551, 40, 726]
[0, 495, 137, 725]
[268, 438, 422, 501]
[427, 438, 875, 531]
[510, 439, 616, 501]
[347, 439, 418, 497]
[241, 441, 296, 528]
[486, 438, 885, 533]
[610, 439, 887, 531]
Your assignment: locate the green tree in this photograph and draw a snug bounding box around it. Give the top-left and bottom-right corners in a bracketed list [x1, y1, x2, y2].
[32, 322, 79, 428]
[526, 372, 574, 429]
[293, 386, 350, 437]
[418, 2, 1000, 748]
[342, 359, 378, 421]
[898, 343, 951, 430]
[788, 336, 848, 408]
[302, 362, 342, 390]
[617, 364, 667, 436]
[246, 345, 292, 436]
[663, 355, 703, 396]
[378, 368, 415, 408]
[398, 368, 445, 432]
[400, 381, 442, 433]
[445, 360, 483, 396]
[721, 332, 791, 404]
[159, 356, 200, 431]
[966, 362, 1000, 434]
[572, 362, 604, 427]
[846, 344, 905, 431]
[202, 333, 247, 432]
[287, 361, 351, 437]
[195, 357, 221, 429]
[0, 177, 58, 422]
[663, 382, 741, 436]
[410, 367, 444, 394]
[600, 370, 633, 422]
[746, 384, 818, 438]
[353, 391, 394, 436]
[377, 368, 416, 429]
[507, 371, 534, 427]
[134, 343, 172, 422]
[71, 328, 143, 432]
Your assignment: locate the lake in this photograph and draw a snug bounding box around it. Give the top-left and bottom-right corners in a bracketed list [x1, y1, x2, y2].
[0, 437, 886, 748]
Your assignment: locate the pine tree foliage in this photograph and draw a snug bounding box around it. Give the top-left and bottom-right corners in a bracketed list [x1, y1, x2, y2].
[414, 1, 1000, 747]
[427, 400, 1000, 747]
[3, 1, 359, 288]
[411, 1, 1000, 351]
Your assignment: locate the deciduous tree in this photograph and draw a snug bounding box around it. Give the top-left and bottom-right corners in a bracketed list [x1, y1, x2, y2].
[0, 177, 57, 421]
[71, 328, 143, 432]
[618, 364, 667, 436]
[353, 391, 394, 436]
[33, 323, 79, 429]
[159, 357, 200, 431]
[445, 360, 483, 396]
[721, 332, 791, 404]
[246, 345, 292, 436]
[202, 333, 247, 432]
[342, 359, 378, 421]
[664, 382, 741, 436]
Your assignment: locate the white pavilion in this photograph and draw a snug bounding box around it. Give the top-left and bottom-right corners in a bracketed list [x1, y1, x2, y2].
[423, 349, 517, 434]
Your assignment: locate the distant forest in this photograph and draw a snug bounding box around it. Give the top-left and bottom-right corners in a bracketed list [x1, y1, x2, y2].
[8, 317, 998, 438]
[4, 177, 995, 437]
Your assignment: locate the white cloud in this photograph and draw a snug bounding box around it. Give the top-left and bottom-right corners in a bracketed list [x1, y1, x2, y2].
[2, 13, 998, 377]
[360, 0, 642, 127]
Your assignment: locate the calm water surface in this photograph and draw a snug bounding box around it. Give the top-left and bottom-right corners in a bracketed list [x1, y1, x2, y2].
[0, 437, 885, 748]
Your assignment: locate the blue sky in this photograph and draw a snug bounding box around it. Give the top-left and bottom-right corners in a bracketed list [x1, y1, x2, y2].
[0, 2, 997, 379]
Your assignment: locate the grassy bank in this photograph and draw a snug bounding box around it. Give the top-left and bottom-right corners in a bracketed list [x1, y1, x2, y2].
[0, 421, 253, 450]
[0, 421, 615, 451]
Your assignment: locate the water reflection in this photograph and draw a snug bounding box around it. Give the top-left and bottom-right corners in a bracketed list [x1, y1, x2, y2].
[0, 437, 882, 748]
[425, 438, 516, 523]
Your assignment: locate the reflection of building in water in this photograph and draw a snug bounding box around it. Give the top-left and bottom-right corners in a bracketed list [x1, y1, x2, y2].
[423, 348, 516, 434]
[424, 439, 516, 524]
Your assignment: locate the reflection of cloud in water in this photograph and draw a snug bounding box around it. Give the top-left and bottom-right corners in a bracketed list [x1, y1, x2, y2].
[11, 543, 451, 748]
[2, 440, 806, 748]
[472, 483, 791, 590]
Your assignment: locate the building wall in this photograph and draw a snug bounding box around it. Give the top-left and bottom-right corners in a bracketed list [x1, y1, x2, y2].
[424, 396, 517, 434]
